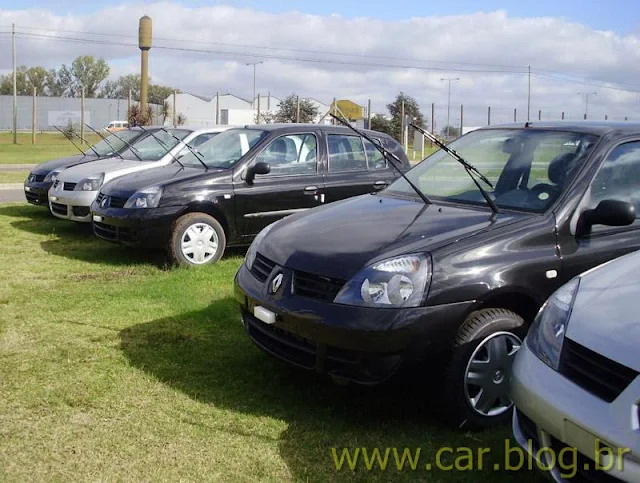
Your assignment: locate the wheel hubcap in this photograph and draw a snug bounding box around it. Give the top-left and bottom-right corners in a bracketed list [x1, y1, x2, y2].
[180, 222, 219, 265]
[463, 331, 522, 417]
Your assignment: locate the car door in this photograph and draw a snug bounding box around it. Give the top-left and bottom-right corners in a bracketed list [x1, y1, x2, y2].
[234, 132, 325, 238]
[323, 133, 398, 203]
[558, 139, 640, 283]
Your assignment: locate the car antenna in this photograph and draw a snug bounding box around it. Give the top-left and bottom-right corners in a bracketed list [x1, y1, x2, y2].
[159, 127, 209, 170]
[53, 125, 93, 158]
[136, 126, 185, 168]
[410, 123, 500, 214]
[329, 113, 431, 205]
[83, 123, 128, 160]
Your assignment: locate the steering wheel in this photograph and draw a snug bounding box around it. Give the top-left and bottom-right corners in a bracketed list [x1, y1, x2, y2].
[528, 183, 560, 204]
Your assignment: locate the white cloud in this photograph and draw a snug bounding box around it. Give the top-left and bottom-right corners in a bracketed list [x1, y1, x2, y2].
[1, 3, 640, 126]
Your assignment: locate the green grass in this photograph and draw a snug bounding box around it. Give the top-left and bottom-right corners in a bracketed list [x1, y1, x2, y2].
[0, 170, 29, 184]
[0, 202, 546, 482]
[0, 132, 101, 164]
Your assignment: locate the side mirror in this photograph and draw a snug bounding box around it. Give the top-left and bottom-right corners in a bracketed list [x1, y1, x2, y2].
[246, 161, 270, 185]
[577, 199, 635, 236]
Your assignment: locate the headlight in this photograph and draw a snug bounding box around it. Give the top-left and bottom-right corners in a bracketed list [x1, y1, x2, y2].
[333, 254, 432, 308]
[75, 173, 104, 191]
[245, 222, 277, 271]
[526, 277, 580, 371]
[123, 186, 163, 209]
[44, 170, 60, 183]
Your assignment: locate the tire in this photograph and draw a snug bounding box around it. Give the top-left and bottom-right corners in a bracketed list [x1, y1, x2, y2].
[168, 213, 226, 267]
[441, 308, 526, 430]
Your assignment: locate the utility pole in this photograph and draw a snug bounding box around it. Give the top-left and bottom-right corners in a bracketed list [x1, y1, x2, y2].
[488, 106, 491, 126]
[527, 65, 531, 122]
[246, 61, 263, 108]
[216, 92, 220, 125]
[441, 77, 459, 137]
[367, 99, 371, 129]
[12, 23, 17, 144]
[296, 95, 300, 123]
[577, 92, 597, 120]
[514, 108, 517, 122]
[460, 104, 464, 138]
[257, 94, 261, 124]
[430, 103, 435, 148]
[173, 90, 177, 127]
[400, 100, 405, 150]
[80, 87, 85, 144]
[32, 87, 36, 145]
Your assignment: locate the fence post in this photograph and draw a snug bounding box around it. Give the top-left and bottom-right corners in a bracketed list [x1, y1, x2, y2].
[296, 95, 300, 123]
[32, 87, 36, 145]
[487, 106, 491, 126]
[562, 111, 565, 120]
[367, 99, 371, 129]
[216, 91, 220, 125]
[538, 110, 541, 121]
[127, 89, 131, 116]
[80, 87, 85, 144]
[400, 100, 405, 147]
[172, 90, 177, 127]
[430, 103, 435, 147]
[514, 108, 517, 122]
[257, 94, 261, 124]
[460, 104, 463, 137]
[605, 114, 608, 120]
[332, 97, 337, 124]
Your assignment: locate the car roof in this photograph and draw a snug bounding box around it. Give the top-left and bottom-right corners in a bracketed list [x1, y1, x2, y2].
[477, 120, 640, 136]
[237, 123, 397, 139]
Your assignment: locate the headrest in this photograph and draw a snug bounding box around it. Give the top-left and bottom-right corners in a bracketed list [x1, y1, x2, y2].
[548, 152, 578, 186]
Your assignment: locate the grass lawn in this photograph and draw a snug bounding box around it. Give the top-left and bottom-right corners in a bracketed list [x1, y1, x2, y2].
[0, 203, 546, 482]
[0, 171, 29, 184]
[0, 132, 102, 165]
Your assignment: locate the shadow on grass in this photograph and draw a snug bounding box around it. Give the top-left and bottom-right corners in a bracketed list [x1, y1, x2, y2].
[120, 297, 545, 482]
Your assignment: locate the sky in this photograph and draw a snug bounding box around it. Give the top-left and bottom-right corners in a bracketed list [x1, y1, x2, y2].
[1, 1, 640, 127]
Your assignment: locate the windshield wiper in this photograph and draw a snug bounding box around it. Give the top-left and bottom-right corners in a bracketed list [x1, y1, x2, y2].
[410, 123, 499, 214]
[329, 113, 431, 205]
[160, 128, 208, 170]
[137, 126, 185, 168]
[83, 123, 128, 160]
[53, 126, 95, 158]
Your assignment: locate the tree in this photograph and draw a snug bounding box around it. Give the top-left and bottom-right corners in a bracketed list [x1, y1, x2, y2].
[254, 111, 276, 124]
[57, 55, 110, 97]
[273, 94, 319, 123]
[160, 101, 172, 124]
[441, 125, 460, 138]
[386, 92, 426, 142]
[46, 69, 65, 97]
[25, 66, 49, 95]
[176, 113, 187, 126]
[148, 84, 177, 105]
[369, 114, 393, 136]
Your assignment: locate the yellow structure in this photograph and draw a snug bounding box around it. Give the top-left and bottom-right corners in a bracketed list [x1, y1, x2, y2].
[138, 16, 152, 115]
[335, 99, 364, 120]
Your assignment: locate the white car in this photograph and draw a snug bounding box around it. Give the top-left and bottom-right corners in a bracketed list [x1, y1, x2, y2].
[48, 126, 233, 222]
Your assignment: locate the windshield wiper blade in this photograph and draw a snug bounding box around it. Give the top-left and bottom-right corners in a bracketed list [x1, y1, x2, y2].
[83, 123, 127, 160]
[410, 123, 499, 214]
[329, 113, 431, 205]
[53, 126, 93, 158]
[137, 126, 185, 168]
[160, 128, 208, 170]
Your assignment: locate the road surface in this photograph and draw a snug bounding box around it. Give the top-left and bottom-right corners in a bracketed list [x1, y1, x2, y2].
[0, 184, 25, 204]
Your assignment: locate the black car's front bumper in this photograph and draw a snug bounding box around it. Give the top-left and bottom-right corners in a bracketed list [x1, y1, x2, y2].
[90, 203, 183, 247]
[234, 261, 474, 385]
[23, 180, 52, 205]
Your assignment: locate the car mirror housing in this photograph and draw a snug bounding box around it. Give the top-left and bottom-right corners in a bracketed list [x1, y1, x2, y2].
[246, 162, 271, 185]
[577, 199, 636, 236]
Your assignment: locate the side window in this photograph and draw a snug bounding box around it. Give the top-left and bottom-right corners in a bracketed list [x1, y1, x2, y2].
[177, 134, 215, 158]
[254, 134, 318, 176]
[588, 141, 640, 229]
[328, 135, 368, 172]
[364, 138, 387, 170]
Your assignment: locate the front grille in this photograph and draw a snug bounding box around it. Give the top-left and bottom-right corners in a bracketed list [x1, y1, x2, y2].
[550, 437, 623, 482]
[109, 196, 127, 209]
[50, 202, 67, 216]
[72, 206, 90, 217]
[25, 191, 40, 203]
[30, 174, 45, 182]
[559, 339, 638, 403]
[292, 270, 345, 302]
[93, 221, 134, 243]
[250, 252, 277, 282]
[63, 182, 77, 191]
[96, 193, 106, 205]
[53, 180, 61, 189]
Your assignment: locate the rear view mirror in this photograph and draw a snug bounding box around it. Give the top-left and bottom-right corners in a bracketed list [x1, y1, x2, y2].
[577, 199, 635, 236]
[245, 161, 271, 185]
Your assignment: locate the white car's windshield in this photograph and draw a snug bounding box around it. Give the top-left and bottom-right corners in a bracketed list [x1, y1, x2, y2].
[85, 130, 142, 157]
[120, 129, 192, 161]
[385, 129, 600, 213]
[179, 128, 269, 169]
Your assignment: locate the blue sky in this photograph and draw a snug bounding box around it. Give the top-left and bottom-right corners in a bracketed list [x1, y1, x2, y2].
[4, 0, 640, 35]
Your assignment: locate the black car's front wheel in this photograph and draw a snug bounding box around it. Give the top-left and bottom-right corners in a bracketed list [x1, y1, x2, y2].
[442, 308, 525, 430]
[168, 213, 226, 267]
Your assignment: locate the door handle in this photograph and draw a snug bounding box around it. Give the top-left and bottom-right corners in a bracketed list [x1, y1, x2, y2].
[373, 180, 388, 190]
[304, 186, 318, 195]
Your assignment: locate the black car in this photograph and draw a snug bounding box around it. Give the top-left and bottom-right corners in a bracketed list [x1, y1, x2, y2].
[24, 128, 147, 205]
[90, 123, 410, 266]
[233, 121, 640, 429]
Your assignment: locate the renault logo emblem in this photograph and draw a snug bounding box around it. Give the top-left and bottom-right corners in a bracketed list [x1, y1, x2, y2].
[100, 196, 109, 208]
[270, 273, 284, 293]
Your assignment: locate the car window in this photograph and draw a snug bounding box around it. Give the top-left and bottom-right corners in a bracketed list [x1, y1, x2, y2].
[364, 138, 387, 170]
[86, 129, 141, 156]
[328, 134, 368, 172]
[120, 129, 192, 161]
[177, 133, 219, 158]
[178, 128, 268, 169]
[254, 134, 318, 176]
[587, 141, 640, 230]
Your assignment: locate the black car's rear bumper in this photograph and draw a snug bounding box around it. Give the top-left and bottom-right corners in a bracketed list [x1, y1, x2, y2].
[23, 181, 51, 205]
[90, 203, 182, 247]
[234, 262, 474, 385]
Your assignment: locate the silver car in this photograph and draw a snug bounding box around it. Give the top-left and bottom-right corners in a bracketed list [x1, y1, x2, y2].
[510, 250, 640, 482]
[48, 126, 232, 222]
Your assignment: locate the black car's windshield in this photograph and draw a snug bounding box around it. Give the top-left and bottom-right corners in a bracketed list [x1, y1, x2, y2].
[84, 130, 142, 157]
[384, 129, 599, 213]
[178, 128, 269, 169]
[120, 129, 192, 161]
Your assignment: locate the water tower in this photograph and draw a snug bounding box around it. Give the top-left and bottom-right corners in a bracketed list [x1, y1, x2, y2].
[139, 16, 152, 116]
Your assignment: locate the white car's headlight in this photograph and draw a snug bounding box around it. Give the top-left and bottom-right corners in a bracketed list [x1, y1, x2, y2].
[245, 222, 277, 271]
[44, 170, 60, 183]
[75, 173, 104, 191]
[333, 254, 432, 308]
[526, 277, 580, 371]
[124, 186, 163, 209]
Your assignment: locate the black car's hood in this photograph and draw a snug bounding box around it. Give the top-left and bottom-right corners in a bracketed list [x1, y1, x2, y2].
[260, 194, 530, 280]
[101, 164, 226, 197]
[31, 154, 100, 175]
